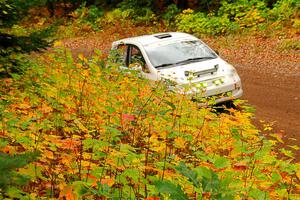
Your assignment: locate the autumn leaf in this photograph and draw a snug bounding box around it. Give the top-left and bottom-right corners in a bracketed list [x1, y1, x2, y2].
[74, 119, 89, 133]
[174, 137, 186, 149]
[58, 185, 77, 200]
[122, 113, 135, 121]
[54, 40, 63, 47]
[233, 161, 248, 171]
[100, 177, 114, 187]
[146, 197, 160, 200]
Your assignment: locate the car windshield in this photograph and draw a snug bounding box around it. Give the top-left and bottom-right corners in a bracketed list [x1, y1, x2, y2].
[145, 40, 217, 69]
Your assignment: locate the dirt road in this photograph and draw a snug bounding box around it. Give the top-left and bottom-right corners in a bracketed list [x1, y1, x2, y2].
[238, 67, 300, 138]
[63, 32, 300, 158]
[206, 35, 300, 159]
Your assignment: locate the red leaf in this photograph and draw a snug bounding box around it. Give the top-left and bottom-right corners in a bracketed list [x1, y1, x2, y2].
[146, 197, 160, 200]
[122, 114, 135, 122]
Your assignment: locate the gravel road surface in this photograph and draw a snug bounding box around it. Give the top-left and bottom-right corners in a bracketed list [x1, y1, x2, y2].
[207, 35, 300, 159]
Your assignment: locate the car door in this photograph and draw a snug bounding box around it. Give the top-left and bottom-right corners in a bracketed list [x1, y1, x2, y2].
[113, 43, 130, 68]
[127, 44, 157, 81]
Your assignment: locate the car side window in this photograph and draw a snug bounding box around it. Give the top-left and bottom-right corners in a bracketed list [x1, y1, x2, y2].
[129, 45, 150, 73]
[115, 44, 130, 67]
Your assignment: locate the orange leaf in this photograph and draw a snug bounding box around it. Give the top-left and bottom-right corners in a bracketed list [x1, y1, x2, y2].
[146, 197, 160, 200]
[58, 185, 77, 200]
[100, 177, 114, 187]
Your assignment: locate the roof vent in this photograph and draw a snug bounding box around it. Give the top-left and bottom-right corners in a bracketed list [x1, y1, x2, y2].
[154, 33, 172, 39]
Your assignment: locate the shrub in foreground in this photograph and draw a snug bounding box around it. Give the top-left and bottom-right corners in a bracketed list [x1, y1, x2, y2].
[0, 49, 299, 199]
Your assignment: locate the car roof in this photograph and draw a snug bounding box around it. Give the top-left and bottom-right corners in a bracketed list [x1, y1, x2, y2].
[114, 32, 198, 46]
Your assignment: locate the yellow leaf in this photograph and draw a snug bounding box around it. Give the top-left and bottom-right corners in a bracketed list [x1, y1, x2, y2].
[54, 40, 62, 47]
[288, 145, 300, 150]
[174, 137, 186, 149]
[63, 127, 73, 134]
[132, 158, 141, 165]
[270, 133, 284, 143]
[82, 152, 91, 160]
[264, 126, 273, 131]
[78, 53, 84, 61]
[17, 103, 31, 109]
[81, 70, 89, 77]
[74, 119, 88, 133]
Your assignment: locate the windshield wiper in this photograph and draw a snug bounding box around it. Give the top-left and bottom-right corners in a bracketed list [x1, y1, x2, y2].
[155, 63, 176, 69]
[155, 56, 216, 69]
[175, 56, 216, 65]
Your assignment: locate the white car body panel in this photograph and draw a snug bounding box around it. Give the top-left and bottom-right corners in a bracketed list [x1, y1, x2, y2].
[112, 32, 243, 104]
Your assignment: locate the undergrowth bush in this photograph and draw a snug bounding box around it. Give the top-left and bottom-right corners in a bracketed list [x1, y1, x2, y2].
[70, 2, 104, 31]
[176, 9, 237, 35]
[102, 0, 157, 25]
[162, 4, 181, 27]
[7, 0, 298, 38]
[277, 38, 300, 51]
[175, 0, 299, 35]
[269, 0, 300, 23]
[104, 7, 157, 26]
[0, 151, 39, 194]
[0, 48, 299, 199]
[218, 0, 268, 28]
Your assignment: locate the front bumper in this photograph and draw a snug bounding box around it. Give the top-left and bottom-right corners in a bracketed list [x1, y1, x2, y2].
[193, 87, 243, 107]
[189, 78, 243, 106]
[214, 87, 243, 103]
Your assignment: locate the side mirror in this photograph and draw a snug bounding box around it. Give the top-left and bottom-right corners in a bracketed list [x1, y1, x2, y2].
[129, 63, 142, 71]
[215, 50, 220, 56]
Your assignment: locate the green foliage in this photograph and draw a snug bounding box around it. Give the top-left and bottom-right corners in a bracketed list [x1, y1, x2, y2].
[105, 7, 157, 25]
[218, 0, 268, 28]
[269, 0, 300, 22]
[2, 0, 300, 37]
[176, 10, 238, 35]
[0, 0, 46, 26]
[0, 0, 19, 26]
[175, 162, 235, 199]
[13, 0, 47, 11]
[102, 0, 157, 25]
[0, 48, 299, 199]
[0, 151, 39, 191]
[292, 19, 300, 29]
[162, 4, 181, 27]
[72, 2, 104, 31]
[0, 25, 54, 77]
[175, 0, 299, 35]
[154, 180, 188, 200]
[0, 0, 60, 77]
[175, 162, 199, 188]
[118, 0, 154, 10]
[277, 38, 300, 51]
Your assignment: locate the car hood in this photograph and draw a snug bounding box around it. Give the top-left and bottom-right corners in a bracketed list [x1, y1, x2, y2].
[157, 58, 228, 84]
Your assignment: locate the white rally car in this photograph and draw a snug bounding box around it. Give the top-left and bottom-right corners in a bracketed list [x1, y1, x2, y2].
[112, 32, 243, 104]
